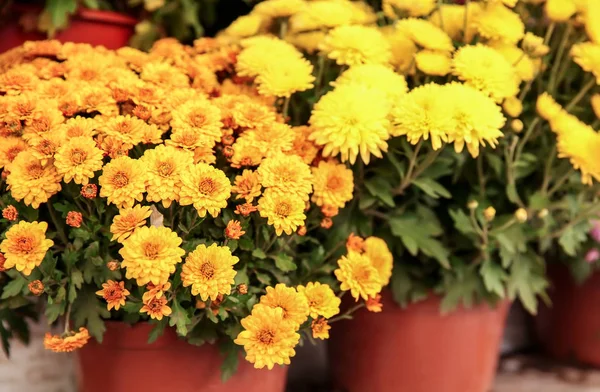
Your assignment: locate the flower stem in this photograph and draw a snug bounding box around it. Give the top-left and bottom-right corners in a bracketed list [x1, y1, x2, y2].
[565, 77, 596, 112]
[47, 203, 69, 245]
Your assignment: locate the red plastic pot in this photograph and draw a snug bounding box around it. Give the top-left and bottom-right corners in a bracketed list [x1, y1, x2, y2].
[0, 5, 137, 53]
[77, 322, 287, 392]
[329, 292, 510, 392]
[536, 267, 600, 366]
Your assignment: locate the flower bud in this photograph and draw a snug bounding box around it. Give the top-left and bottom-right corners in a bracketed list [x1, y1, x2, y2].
[297, 226, 307, 236]
[468, 200, 479, 210]
[484, 207, 496, 221]
[585, 248, 600, 264]
[2, 205, 18, 221]
[66, 211, 83, 228]
[0, 253, 6, 272]
[545, 0, 576, 22]
[503, 96, 523, 117]
[107, 260, 120, 271]
[511, 119, 524, 133]
[515, 208, 528, 223]
[28, 280, 44, 296]
[320, 217, 333, 229]
[237, 283, 248, 295]
[538, 208, 549, 219]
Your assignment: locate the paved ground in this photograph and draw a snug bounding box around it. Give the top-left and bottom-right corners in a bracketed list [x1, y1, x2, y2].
[494, 355, 600, 392]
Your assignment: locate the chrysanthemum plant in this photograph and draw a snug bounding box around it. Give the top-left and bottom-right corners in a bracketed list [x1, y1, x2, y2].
[0, 37, 390, 374]
[217, 0, 600, 314]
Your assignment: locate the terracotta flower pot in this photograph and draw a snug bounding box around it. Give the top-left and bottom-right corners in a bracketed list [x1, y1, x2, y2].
[0, 5, 137, 53]
[329, 292, 510, 392]
[536, 266, 600, 366]
[77, 322, 287, 392]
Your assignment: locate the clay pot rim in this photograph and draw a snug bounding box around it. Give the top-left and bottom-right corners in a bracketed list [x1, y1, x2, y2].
[12, 4, 137, 27]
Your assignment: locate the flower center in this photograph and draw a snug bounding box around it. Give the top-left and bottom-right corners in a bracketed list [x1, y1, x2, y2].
[198, 178, 216, 195]
[275, 202, 291, 217]
[26, 163, 45, 179]
[67, 126, 85, 137]
[116, 121, 133, 134]
[148, 298, 164, 311]
[112, 171, 129, 187]
[16, 236, 34, 253]
[257, 329, 275, 345]
[276, 168, 295, 183]
[354, 267, 372, 282]
[7, 147, 23, 161]
[199, 262, 215, 280]
[32, 117, 51, 132]
[327, 175, 343, 191]
[143, 242, 160, 259]
[105, 287, 122, 301]
[240, 157, 253, 166]
[189, 113, 206, 127]
[157, 161, 174, 177]
[38, 140, 55, 155]
[70, 148, 87, 165]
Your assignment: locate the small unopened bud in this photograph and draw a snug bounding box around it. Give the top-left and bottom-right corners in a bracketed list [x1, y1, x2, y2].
[2, 205, 18, 221]
[468, 200, 479, 210]
[320, 217, 333, 229]
[511, 119, 524, 133]
[297, 226, 307, 236]
[223, 145, 234, 158]
[196, 300, 207, 309]
[237, 283, 248, 295]
[503, 96, 523, 117]
[66, 211, 83, 228]
[225, 220, 245, 240]
[0, 253, 6, 272]
[107, 260, 120, 271]
[538, 208, 549, 219]
[28, 280, 44, 296]
[515, 208, 528, 223]
[484, 207, 496, 221]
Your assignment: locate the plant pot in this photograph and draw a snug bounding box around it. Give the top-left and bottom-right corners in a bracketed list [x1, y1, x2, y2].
[329, 292, 510, 392]
[0, 5, 137, 53]
[77, 322, 287, 392]
[536, 266, 600, 366]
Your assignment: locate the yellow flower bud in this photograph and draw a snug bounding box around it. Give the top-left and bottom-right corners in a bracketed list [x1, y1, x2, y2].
[511, 119, 524, 133]
[545, 0, 576, 22]
[515, 208, 528, 223]
[522, 32, 550, 57]
[468, 200, 479, 210]
[503, 97, 523, 117]
[538, 208, 549, 218]
[484, 207, 496, 221]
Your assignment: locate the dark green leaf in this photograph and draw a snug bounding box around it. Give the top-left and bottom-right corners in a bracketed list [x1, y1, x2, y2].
[364, 178, 395, 207]
[449, 209, 477, 236]
[147, 319, 168, 344]
[412, 178, 451, 199]
[72, 286, 110, 342]
[1, 275, 26, 299]
[273, 254, 297, 272]
[480, 259, 507, 297]
[220, 340, 240, 382]
[169, 299, 191, 336]
[252, 249, 267, 260]
[558, 221, 590, 257]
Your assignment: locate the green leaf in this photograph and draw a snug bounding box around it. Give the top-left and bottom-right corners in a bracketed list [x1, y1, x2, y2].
[45, 302, 65, 324]
[252, 249, 267, 260]
[449, 209, 477, 236]
[569, 258, 594, 284]
[1, 275, 27, 299]
[72, 286, 110, 342]
[528, 192, 550, 210]
[238, 237, 254, 251]
[364, 178, 395, 207]
[558, 221, 590, 257]
[389, 215, 450, 268]
[234, 266, 249, 285]
[412, 178, 451, 199]
[485, 153, 503, 178]
[82, 0, 99, 8]
[480, 259, 507, 297]
[255, 272, 271, 285]
[226, 240, 238, 252]
[390, 265, 412, 307]
[439, 261, 480, 314]
[273, 254, 297, 272]
[506, 253, 548, 314]
[147, 319, 168, 344]
[506, 182, 520, 204]
[169, 299, 191, 336]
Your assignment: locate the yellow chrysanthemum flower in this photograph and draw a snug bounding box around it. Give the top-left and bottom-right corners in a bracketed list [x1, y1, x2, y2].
[382, 28, 417, 73]
[230, 138, 265, 168]
[571, 42, 600, 83]
[309, 83, 391, 164]
[288, 126, 319, 165]
[232, 169, 262, 202]
[363, 237, 393, 286]
[489, 42, 538, 82]
[54, 136, 104, 185]
[288, 0, 356, 33]
[256, 284, 309, 327]
[0, 136, 28, 169]
[97, 115, 146, 146]
[296, 282, 341, 319]
[237, 37, 303, 78]
[545, 0, 576, 21]
[258, 189, 306, 236]
[536, 92, 563, 121]
[591, 94, 600, 119]
[170, 100, 223, 145]
[179, 163, 231, 218]
[286, 31, 326, 54]
[334, 251, 382, 301]
[414, 50, 452, 76]
[333, 64, 408, 101]
[383, 0, 435, 17]
[311, 161, 354, 208]
[98, 156, 147, 209]
[29, 131, 66, 165]
[181, 243, 239, 301]
[391, 83, 450, 150]
[320, 25, 392, 66]
[474, 3, 524, 44]
[396, 18, 454, 52]
[255, 58, 315, 98]
[166, 127, 214, 151]
[429, 4, 481, 42]
[232, 101, 276, 130]
[585, 1, 600, 44]
[257, 153, 313, 201]
[253, 0, 306, 18]
[556, 119, 600, 184]
[444, 83, 506, 158]
[140, 145, 194, 208]
[140, 62, 189, 89]
[452, 44, 520, 102]
[224, 14, 264, 38]
[6, 153, 62, 208]
[522, 32, 550, 57]
[110, 205, 152, 243]
[56, 116, 97, 138]
[234, 305, 300, 370]
[0, 221, 53, 276]
[119, 226, 185, 286]
[238, 122, 295, 157]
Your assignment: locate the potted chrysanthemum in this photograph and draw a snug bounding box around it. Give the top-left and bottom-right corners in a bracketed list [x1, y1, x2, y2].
[0, 36, 390, 392]
[218, 0, 600, 391]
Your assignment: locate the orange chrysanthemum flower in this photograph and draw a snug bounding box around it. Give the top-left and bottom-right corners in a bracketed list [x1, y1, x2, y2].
[311, 317, 331, 340]
[311, 161, 354, 208]
[140, 295, 172, 320]
[0, 136, 28, 169]
[0, 221, 54, 275]
[6, 153, 62, 208]
[96, 280, 130, 311]
[334, 251, 382, 301]
[179, 163, 231, 218]
[235, 202, 258, 216]
[171, 100, 223, 145]
[110, 205, 152, 243]
[141, 145, 194, 207]
[257, 153, 313, 201]
[225, 220, 245, 239]
[44, 328, 90, 353]
[54, 136, 104, 185]
[232, 169, 262, 202]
